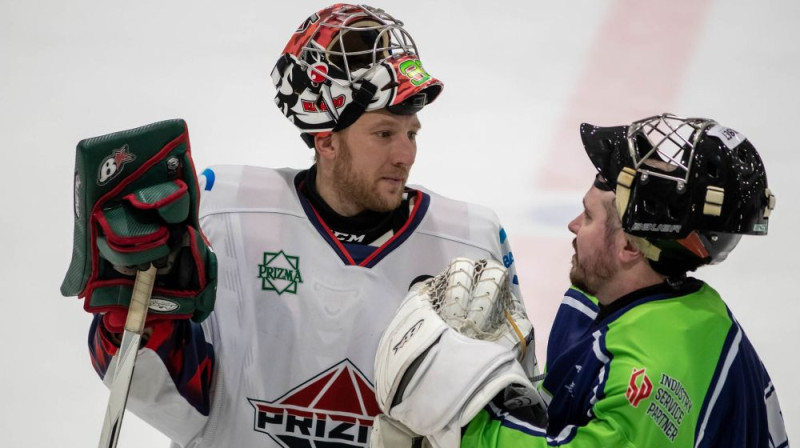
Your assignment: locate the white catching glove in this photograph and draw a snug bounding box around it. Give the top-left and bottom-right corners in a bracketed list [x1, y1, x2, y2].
[436, 258, 541, 382]
[372, 258, 547, 448]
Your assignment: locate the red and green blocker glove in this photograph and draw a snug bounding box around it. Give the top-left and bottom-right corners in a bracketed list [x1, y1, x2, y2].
[61, 119, 216, 333]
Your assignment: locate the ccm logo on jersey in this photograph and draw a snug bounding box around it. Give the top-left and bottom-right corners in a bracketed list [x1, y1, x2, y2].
[392, 319, 424, 354]
[248, 360, 379, 448]
[334, 231, 366, 243]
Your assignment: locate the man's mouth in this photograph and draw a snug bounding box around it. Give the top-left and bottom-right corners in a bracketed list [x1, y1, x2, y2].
[381, 176, 406, 185]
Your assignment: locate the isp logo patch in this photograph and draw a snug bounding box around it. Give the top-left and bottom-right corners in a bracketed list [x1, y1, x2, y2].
[626, 367, 653, 407]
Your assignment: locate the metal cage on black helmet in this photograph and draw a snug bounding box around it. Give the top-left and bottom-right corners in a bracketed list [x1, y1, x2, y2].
[580, 113, 776, 273]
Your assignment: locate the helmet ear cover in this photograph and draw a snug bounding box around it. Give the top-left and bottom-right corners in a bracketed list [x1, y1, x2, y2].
[580, 114, 774, 273]
[641, 231, 742, 276]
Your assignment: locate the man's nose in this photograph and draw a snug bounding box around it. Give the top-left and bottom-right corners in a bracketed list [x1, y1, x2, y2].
[567, 215, 581, 234]
[393, 135, 416, 166]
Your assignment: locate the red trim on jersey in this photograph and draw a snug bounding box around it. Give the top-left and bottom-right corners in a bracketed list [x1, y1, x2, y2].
[307, 205, 358, 265]
[303, 189, 425, 267]
[359, 190, 423, 267]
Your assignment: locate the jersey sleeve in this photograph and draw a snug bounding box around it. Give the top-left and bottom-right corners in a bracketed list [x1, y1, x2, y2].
[545, 287, 598, 371]
[692, 323, 789, 448]
[88, 314, 215, 444]
[462, 344, 661, 448]
[462, 403, 636, 448]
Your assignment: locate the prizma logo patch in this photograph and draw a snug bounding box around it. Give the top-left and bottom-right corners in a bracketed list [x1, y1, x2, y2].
[258, 250, 303, 295]
[248, 360, 380, 448]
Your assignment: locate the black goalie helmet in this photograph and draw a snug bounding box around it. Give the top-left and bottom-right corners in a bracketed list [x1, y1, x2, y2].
[271, 4, 444, 147]
[580, 113, 776, 275]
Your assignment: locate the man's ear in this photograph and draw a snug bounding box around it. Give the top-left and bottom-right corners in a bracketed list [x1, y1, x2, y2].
[620, 234, 645, 265]
[314, 132, 336, 161]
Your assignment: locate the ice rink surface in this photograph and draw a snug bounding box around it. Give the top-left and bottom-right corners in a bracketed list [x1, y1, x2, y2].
[1, 0, 797, 445]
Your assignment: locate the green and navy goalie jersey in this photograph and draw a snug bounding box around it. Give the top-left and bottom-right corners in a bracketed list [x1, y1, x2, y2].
[463, 280, 788, 448]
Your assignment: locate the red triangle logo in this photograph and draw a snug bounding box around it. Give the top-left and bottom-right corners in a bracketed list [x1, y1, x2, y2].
[248, 359, 380, 448]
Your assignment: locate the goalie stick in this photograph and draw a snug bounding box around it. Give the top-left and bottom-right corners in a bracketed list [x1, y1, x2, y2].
[98, 264, 157, 448]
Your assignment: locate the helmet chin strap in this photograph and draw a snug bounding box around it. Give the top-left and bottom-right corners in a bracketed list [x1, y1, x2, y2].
[614, 167, 636, 221]
[629, 235, 662, 262]
[319, 83, 341, 123]
[300, 80, 378, 148]
[332, 80, 377, 132]
[615, 166, 663, 261]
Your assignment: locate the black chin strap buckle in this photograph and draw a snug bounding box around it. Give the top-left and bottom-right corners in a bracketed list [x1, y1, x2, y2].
[332, 81, 378, 132]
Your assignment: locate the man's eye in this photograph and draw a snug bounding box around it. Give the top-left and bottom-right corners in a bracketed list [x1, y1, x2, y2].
[408, 131, 418, 141]
[375, 130, 391, 138]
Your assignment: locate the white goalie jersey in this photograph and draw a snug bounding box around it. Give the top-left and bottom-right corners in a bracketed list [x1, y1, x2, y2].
[110, 165, 522, 448]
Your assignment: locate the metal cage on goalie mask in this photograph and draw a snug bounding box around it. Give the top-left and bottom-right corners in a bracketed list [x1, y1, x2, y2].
[580, 113, 776, 268]
[271, 4, 444, 147]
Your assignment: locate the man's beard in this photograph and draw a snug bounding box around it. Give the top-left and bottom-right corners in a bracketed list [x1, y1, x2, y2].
[332, 143, 406, 213]
[569, 238, 617, 296]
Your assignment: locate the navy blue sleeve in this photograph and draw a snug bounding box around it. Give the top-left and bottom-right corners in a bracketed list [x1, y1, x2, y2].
[546, 287, 599, 370]
[88, 314, 216, 416]
[693, 324, 788, 448]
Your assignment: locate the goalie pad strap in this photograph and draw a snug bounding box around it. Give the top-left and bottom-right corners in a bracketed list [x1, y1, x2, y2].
[124, 179, 187, 209]
[123, 179, 191, 224]
[94, 208, 169, 249]
[93, 180, 191, 260]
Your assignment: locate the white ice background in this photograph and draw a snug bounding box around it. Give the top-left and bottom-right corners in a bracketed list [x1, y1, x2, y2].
[1, 1, 798, 446]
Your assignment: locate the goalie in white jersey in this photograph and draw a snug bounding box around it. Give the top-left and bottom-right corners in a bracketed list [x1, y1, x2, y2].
[81, 4, 539, 448]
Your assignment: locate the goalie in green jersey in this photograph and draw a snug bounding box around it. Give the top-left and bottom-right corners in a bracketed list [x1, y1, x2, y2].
[372, 114, 787, 448]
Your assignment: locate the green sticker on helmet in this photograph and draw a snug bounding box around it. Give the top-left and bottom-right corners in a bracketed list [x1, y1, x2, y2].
[399, 59, 430, 86]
